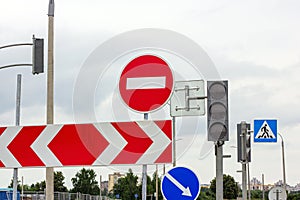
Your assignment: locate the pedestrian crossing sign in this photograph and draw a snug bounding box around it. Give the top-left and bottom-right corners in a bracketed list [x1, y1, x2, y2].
[254, 120, 277, 142]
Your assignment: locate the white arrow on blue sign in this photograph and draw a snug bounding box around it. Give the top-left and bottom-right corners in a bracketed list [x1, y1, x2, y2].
[161, 166, 200, 200]
[254, 119, 277, 143]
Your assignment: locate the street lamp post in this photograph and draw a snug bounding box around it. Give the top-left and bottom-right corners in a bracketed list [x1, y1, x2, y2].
[46, 0, 55, 199]
[1, 38, 44, 200]
[278, 133, 287, 191]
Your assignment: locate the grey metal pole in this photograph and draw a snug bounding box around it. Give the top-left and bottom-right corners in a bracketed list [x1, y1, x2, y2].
[216, 142, 223, 200]
[156, 165, 158, 200]
[172, 116, 176, 167]
[278, 133, 287, 191]
[13, 74, 22, 200]
[21, 176, 24, 200]
[240, 121, 247, 200]
[15, 74, 21, 126]
[262, 174, 265, 200]
[142, 113, 148, 200]
[100, 175, 102, 200]
[247, 162, 251, 200]
[242, 163, 247, 200]
[46, 1, 55, 200]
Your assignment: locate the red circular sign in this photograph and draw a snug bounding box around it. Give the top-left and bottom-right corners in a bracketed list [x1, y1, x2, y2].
[119, 55, 174, 113]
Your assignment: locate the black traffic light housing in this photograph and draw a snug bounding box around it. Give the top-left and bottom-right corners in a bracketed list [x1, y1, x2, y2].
[32, 36, 44, 75]
[207, 80, 229, 141]
[237, 122, 251, 162]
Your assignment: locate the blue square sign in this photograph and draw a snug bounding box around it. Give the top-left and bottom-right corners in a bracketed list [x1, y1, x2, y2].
[254, 120, 277, 143]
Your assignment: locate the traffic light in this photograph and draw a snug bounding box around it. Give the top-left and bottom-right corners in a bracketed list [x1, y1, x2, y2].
[245, 130, 251, 162]
[32, 37, 44, 74]
[207, 80, 229, 141]
[237, 122, 251, 162]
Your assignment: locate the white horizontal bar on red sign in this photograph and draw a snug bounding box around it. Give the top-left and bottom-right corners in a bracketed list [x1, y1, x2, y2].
[126, 76, 166, 90]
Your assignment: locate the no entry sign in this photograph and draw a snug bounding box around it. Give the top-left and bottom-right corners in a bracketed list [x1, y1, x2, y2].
[119, 55, 174, 113]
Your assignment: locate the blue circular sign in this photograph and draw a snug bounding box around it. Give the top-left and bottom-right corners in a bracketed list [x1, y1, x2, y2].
[161, 166, 200, 200]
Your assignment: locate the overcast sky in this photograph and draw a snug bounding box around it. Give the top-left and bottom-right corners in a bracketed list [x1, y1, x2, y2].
[1, 0, 300, 189]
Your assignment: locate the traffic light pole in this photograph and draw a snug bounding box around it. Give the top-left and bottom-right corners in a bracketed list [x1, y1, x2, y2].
[1, 39, 44, 200]
[207, 80, 229, 200]
[247, 163, 251, 200]
[242, 162, 247, 200]
[240, 121, 248, 200]
[215, 141, 224, 200]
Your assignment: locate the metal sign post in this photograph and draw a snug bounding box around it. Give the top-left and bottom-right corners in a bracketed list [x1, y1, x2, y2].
[142, 113, 148, 200]
[13, 74, 22, 200]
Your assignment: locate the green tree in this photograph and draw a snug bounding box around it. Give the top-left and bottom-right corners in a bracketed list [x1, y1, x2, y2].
[287, 191, 300, 200]
[9, 171, 67, 192]
[70, 168, 100, 195]
[113, 169, 139, 200]
[8, 179, 22, 191]
[8, 180, 37, 192]
[251, 189, 263, 199]
[149, 171, 163, 200]
[54, 171, 68, 192]
[197, 187, 215, 200]
[32, 181, 46, 191]
[210, 174, 239, 199]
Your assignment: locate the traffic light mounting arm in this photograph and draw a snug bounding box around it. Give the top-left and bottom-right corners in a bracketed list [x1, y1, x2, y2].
[0, 35, 44, 74]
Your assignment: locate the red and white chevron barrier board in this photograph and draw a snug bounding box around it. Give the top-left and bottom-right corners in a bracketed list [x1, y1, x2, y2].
[0, 120, 172, 168]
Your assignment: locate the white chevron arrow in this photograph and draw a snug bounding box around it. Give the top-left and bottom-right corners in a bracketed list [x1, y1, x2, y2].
[93, 123, 127, 165]
[136, 121, 171, 164]
[31, 125, 63, 167]
[0, 127, 22, 167]
[165, 172, 192, 197]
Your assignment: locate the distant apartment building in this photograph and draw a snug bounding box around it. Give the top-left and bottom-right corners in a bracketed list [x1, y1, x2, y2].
[251, 177, 262, 190]
[108, 172, 125, 193]
[100, 180, 108, 193]
[201, 184, 211, 189]
[290, 183, 300, 192]
[250, 177, 274, 191]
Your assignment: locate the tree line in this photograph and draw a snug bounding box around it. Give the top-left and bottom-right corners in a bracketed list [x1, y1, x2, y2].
[8, 168, 300, 200]
[8, 169, 99, 195]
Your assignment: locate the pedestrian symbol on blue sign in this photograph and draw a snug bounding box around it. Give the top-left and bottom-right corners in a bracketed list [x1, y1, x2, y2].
[161, 166, 200, 200]
[254, 120, 277, 142]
